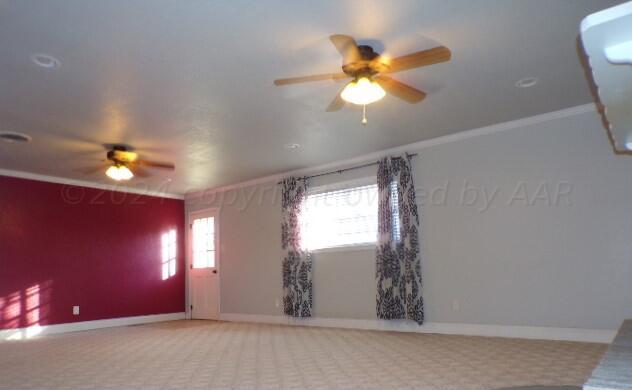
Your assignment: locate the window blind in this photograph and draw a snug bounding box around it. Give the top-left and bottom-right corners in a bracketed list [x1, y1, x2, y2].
[301, 184, 378, 250]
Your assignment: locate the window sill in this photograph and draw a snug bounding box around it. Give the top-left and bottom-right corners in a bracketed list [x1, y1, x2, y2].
[309, 243, 376, 254]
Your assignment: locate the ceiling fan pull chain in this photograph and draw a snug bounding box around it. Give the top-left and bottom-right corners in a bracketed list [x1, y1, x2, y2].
[362, 104, 368, 125]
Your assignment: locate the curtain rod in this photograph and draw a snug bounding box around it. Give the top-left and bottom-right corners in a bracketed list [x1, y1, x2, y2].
[277, 153, 418, 184]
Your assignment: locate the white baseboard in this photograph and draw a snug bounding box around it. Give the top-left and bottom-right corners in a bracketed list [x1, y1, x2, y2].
[0, 312, 185, 341]
[221, 313, 289, 325]
[2, 311, 615, 344]
[219, 313, 616, 344]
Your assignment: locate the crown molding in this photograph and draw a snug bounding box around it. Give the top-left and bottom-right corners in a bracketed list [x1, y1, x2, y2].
[185, 103, 597, 199]
[0, 169, 184, 200]
[1, 103, 596, 201]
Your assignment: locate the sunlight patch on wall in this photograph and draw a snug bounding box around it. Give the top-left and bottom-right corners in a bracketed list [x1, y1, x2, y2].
[162, 229, 177, 280]
[1, 281, 52, 340]
[25, 285, 40, 326]
[0, 292, 22, 329]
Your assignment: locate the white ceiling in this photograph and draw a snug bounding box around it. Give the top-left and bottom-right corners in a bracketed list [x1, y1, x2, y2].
[0, 0, 621, 195]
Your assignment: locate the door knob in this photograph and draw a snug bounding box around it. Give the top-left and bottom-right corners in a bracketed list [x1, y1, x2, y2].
[212, 269, 217, 274]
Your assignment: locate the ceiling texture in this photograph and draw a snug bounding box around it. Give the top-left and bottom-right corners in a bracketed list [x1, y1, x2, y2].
[0, 0, 621, 195]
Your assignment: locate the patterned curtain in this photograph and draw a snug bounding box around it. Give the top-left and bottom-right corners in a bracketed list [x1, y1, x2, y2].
[281, 177, 313, 317]
[376, 156, 424, 324]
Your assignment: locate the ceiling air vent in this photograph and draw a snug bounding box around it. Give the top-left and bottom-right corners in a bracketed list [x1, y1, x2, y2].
[0, 132, 32, 143]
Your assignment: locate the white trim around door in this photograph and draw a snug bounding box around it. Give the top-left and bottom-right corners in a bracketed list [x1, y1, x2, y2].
[186, 207, 221, 320]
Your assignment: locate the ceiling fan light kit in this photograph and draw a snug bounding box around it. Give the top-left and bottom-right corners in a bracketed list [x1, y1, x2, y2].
[274, 34, 451, 124]
[106, 164, 134, 181]
[340, 77, 385, 105]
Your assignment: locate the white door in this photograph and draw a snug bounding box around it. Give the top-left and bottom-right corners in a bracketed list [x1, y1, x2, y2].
[189, 209, 220, 320]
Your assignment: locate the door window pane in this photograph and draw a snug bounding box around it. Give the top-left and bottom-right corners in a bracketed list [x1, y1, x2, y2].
[193, 217, 216, 268]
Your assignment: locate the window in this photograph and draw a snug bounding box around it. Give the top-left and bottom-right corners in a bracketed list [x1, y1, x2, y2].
[301, 182, 379, 251]
[192, 217, 215, 268]
[162, 230, 177, 280]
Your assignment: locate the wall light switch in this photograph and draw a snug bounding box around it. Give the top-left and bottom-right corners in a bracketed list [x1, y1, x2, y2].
[451, 299, 460, 312]
[73, 306, 80, 315]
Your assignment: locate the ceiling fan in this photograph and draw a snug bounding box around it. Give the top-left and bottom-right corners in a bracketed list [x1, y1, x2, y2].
[90, 145, 175, 181]
[274, 34, 451, 124]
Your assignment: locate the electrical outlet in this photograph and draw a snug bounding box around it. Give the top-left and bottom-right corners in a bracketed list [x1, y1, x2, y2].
[451, 299, 460, 312]
[275, 298, 280, 308]
[73, 306, 80, 315]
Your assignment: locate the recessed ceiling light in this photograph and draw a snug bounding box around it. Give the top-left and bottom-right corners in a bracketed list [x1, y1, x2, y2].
[0, 131, 32, 144]
[284, 143, 300, 150]
[515, 77, 538, 88]
[30, 53, 61, 69]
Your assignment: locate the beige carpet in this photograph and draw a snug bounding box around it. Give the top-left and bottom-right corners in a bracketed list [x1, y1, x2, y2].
[0, 320, 606, 389]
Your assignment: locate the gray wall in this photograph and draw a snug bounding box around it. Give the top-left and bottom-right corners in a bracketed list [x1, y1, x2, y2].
[186, 109, 632, 330]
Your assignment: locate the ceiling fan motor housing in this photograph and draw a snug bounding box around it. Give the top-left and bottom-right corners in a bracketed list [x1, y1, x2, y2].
[106, 149, 117, 162]
[358, 45, 379, 60]
[342, 45, 390, 78]
[107, 146, 136, 164]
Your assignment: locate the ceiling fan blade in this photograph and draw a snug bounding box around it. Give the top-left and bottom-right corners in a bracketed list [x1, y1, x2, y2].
[326, 84, 347, 112]
[384, 46, 451, 73]
[274, 73, 348, 86]
[138, 160, 175, 170]
[330, 34, 361, 63]
[129, 165, 151, 178]
[49, 136, 103, 155]
[80, 162, 110, 175]
[326, 95, 346, 112]
[375, 75, 426, 103]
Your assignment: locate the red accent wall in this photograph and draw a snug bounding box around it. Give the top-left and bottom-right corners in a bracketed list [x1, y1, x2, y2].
[0, 175, 185, 329]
